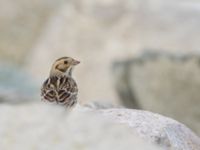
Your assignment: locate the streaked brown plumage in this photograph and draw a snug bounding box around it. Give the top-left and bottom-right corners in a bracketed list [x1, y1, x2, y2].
[41, 57, 80, 107]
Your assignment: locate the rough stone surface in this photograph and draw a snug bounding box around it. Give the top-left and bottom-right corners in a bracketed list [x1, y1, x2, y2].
[0, 103, 160, 150]
[99, 108, 200, 150]
[0, 103, 200, 150]
[113, 51, 200, 135]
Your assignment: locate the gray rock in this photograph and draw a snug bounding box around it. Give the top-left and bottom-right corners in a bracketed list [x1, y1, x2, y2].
[99, 108, 200, 150]
[113, 51, 200, 135]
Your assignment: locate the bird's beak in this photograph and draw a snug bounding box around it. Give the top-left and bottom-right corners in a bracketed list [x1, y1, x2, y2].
[72, 59, 80, 65]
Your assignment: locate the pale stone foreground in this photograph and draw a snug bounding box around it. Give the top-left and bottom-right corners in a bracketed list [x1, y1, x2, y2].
[0, 103, 200, 150]
[0, 103, 159, 150]
[99, 108, 200, 150]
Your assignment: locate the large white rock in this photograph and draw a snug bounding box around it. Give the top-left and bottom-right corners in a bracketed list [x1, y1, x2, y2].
[0, 103, 159, 150]
[0, 103, 199, 150]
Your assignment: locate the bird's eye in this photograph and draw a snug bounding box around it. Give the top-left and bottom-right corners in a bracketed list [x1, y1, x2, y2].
[64, 61, 68, 64]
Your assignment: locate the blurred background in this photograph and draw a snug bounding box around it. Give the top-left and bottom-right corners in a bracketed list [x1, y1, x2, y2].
[0, 0, 200, 138]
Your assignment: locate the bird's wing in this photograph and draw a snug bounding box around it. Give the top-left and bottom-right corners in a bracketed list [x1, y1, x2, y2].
[41, 76, 78, 106]
[41, 77, 57, 102]
[56, 76, 78, 106]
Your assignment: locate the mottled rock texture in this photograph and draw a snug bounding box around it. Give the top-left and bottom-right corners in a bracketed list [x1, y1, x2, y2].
[100, 108, 200, 150]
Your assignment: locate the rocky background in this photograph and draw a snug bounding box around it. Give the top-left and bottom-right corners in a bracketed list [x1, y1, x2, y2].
[1, 0, 200, 149]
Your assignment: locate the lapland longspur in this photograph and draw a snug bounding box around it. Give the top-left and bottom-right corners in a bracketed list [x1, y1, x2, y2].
[41, 57, 80, 108]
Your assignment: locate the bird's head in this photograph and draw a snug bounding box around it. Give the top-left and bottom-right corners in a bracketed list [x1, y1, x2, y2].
[50, 57, 80, 76]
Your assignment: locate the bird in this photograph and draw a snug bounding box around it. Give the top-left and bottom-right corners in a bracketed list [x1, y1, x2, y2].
[41, 57, 80, 108]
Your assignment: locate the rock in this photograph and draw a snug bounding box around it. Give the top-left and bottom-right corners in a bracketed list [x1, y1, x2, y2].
[0, 103, 160, 150]
[0, 103, 199, 149]
[113, 51, 200, 135]
[99, 108, 200, 150]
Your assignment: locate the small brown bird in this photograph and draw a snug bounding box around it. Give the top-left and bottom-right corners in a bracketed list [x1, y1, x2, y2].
[41, 57, 80, 108]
